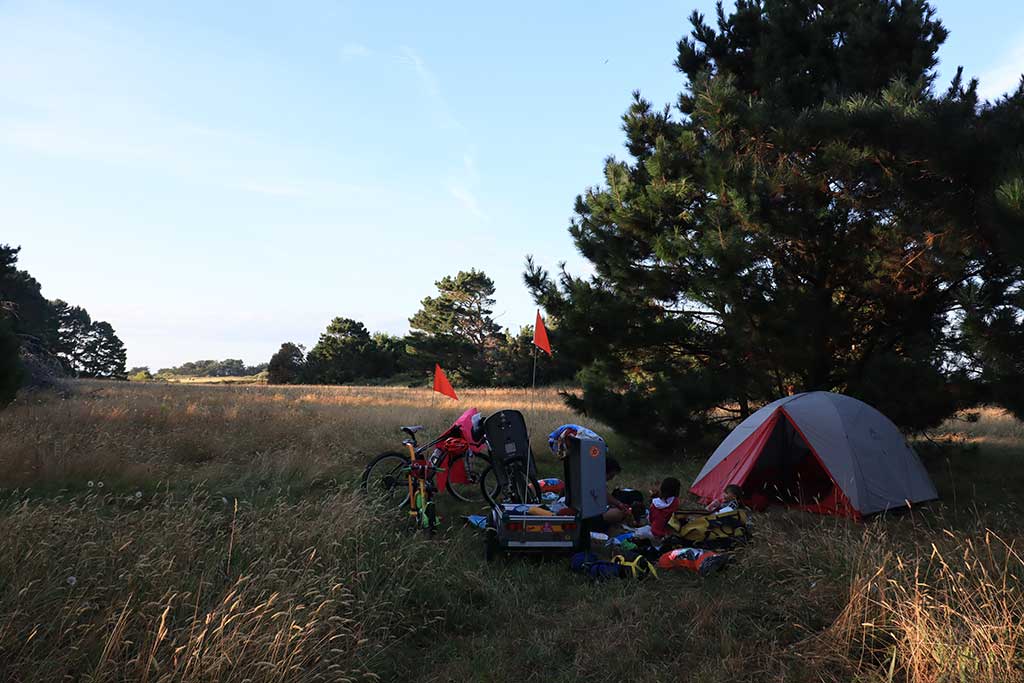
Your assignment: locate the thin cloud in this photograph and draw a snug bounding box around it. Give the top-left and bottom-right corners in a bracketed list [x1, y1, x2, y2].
[397, 46, 461, 130]
[978, 38, 1024, 101]
[463, 152, 479, 183]
[0, 118, 163, 164]
[448, 182, 486, 220]
[0, 114, 385, 205]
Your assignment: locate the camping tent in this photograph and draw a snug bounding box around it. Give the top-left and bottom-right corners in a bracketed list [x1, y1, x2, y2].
[690, 392, 937, 519]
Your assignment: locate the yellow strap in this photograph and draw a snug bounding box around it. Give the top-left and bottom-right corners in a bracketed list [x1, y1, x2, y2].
[612, 554, 658, 580]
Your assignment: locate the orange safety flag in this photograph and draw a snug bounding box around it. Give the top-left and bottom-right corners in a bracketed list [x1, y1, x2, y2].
[432, 364, 458, 400]
[533, 310, 552, 355]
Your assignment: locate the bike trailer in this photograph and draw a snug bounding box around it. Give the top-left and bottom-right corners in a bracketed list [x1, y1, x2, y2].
[485, 434, 608, 561]
[485, 503, 582, 560]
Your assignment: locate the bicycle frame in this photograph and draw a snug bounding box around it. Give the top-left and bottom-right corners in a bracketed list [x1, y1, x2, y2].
[401, 425, 462, 534]
[404, 438, 434, 532]
[405, 417, 485, 488]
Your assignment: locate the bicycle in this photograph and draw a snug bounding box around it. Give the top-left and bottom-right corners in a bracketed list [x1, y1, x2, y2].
[361, 409, 496, 510]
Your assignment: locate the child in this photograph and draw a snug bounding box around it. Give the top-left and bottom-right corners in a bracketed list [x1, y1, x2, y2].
[708, 484, 745, 514]
[632, 477, 682, 547]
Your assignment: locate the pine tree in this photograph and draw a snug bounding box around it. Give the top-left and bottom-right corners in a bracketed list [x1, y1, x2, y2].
[267, 343, 306, 384]
[407, 269, 503, 385]
[959, 82, 1024, 418]
[526, 0, 1017, 444]
[305, 318, 381, 384]
[0, 245, 59, 352]
[0, 318, 22, 407]
[52, 299, 92, 375]
[79, 321, 127, 379]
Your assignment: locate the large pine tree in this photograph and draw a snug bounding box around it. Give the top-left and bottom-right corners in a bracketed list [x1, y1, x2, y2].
[526, 0, 1022, 445]
[407, 269, 503, 385]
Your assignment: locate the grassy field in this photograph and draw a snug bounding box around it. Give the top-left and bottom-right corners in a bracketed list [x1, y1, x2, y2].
[0, 381, 1022, 682]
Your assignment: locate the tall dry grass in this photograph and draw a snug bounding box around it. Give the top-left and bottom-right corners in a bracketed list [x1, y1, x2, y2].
[0, 380, 602, 492]
[806, 527, 1024, 682]
[0, 487, 461, 681]
[0, 381, 1022, 682]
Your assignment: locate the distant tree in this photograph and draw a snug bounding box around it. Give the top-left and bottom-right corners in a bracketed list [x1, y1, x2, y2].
[52, 300, 92, 375]
[305, 318, 383, 384]
[525, 0, 1015, 443]
[267, 342, 306, 384]
[156, 359, 265, 377]
[213, 359, 246, 377]
[128, 368, 153, 381]
[492, 324, 580, 387]
[1, 247, 130, 387]
[0, 248, 25, 406]
[50, 300, 126, 379]
[79, 321, 127, 379]
[369, 332, 410, 379]
[0, 245, 58, 351]
[244, 362, 269, 376]
[490, 327, 536, 387]
[407, 269, 503, 385]
[127, 366, 151, 376]
[0, 318, 23, 407]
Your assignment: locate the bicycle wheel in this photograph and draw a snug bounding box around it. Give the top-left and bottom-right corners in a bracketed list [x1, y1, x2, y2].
[480, 456, 541, 507]
[446, 452, 495, 503]
[360, 451, 411, 508]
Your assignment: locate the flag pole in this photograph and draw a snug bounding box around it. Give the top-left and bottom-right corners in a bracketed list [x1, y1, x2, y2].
[530, 344, 538, 414]
[527, 344, 538, 500]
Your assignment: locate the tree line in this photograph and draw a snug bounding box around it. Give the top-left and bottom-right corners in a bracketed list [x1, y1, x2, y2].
[1, 245, 127, 405]
[130, 359, 269, 381]
[524, 0, 1024, 445]
[267, 269, 578, 387]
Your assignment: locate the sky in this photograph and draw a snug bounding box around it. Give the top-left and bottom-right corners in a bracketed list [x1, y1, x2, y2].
[2, 1, 1022, 370]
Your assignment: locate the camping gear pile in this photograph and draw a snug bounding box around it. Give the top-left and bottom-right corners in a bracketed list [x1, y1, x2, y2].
[377, 391, 940, 584]
[574, 498, 750, 580]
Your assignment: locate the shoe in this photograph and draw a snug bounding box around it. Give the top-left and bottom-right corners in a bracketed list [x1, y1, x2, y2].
[698, 554, 730, 577]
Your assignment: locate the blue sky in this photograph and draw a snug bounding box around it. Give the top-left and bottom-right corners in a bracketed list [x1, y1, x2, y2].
[2, 1, 1022, 370]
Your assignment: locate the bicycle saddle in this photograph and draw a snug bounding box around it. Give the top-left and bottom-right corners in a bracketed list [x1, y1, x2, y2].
[401, 425, 424, 437]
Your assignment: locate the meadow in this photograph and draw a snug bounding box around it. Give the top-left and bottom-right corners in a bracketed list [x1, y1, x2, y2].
[0, 380, 1021, 682]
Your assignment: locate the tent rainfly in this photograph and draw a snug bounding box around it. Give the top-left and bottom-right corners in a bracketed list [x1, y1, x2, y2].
[690, 392, 938, 519]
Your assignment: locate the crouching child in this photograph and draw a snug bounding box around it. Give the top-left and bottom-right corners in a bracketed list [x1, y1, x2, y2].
[631, 477, 682, 549]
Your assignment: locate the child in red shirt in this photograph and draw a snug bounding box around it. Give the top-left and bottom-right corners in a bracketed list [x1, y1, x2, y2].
[633, 477, 682, 547]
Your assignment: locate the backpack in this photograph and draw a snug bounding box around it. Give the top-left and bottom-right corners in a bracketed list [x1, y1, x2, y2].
[570, 552, 622, 580]
[612, 553, 658, 580]
[569, 551, 657, 581]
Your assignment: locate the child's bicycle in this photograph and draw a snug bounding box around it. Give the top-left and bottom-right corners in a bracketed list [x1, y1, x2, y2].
[360, 409, 497, 512]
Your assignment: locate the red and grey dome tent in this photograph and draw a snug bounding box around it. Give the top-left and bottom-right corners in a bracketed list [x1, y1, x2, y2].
[690, 392, 938, 519]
